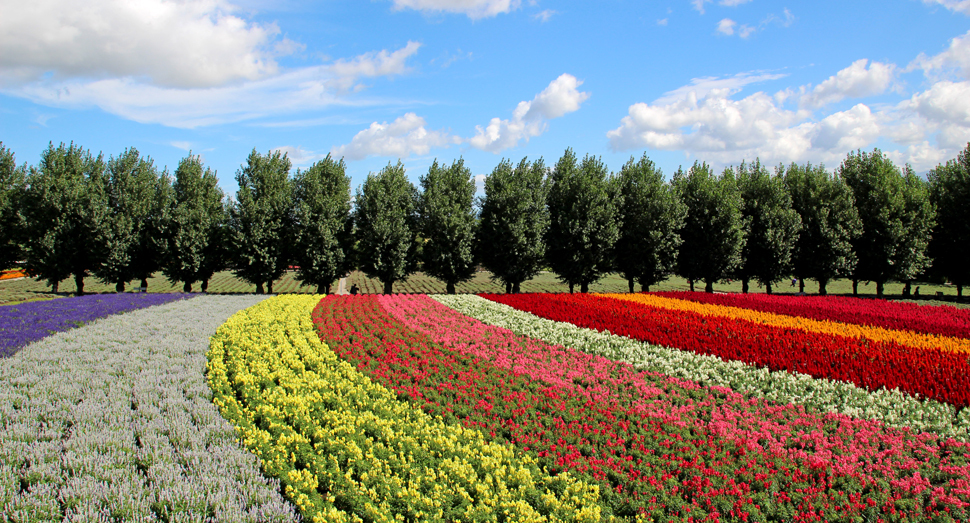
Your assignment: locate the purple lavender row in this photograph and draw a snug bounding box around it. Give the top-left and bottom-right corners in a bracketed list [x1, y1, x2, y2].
[0, 293, 196, 357]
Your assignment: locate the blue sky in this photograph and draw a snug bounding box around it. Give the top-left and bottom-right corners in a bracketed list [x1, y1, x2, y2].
[2, 0, 970, 196]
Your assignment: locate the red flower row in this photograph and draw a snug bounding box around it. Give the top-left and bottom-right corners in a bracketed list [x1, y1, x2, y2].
[481, 293, 970, 408]
[653, 291, 970, 339]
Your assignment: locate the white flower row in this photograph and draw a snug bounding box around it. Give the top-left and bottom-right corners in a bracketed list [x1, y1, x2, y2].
[0, 295, 301, 522]
[431, 294, 970, 442]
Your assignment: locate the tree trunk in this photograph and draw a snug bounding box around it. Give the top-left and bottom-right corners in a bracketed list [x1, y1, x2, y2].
[688, 279, 694, 292]
[569, 283, 574, 294]
[141, 278, 149, 291]
[267, 280, 274, 294]
[876, 280, 885, 298]
[75, 273, 85, 296]
[959, 284, 964, 299]
[852, 279, 858, 296]
[903, 281, 912, 297]
[642, 284, 649, 292]
[201, 280, 209, 293]
[256, 282, 264, 294]
[183, 281, 192, 293]
[704, 280, 714, 293]
[506, 281, 512, 294]
[383, 279, 393, 295]
[52, 281, 59, 294]
[580, 282, 589, 293]
[446, 281, 456, 294]
[115, 281, 125, 293]
[512, 282, 520, 293]
[799, 279, 805, 293]
[741, 279, 749, 294]
[766, 282, 773, 295]
[818, 279, 828, 296]
[628, 278, 635, 293]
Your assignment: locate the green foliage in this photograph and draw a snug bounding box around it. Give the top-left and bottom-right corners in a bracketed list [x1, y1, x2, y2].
[839, 149, 935, 297]
[783, 162, 861, 295]
[163, 154, 226, 292]
[929, 143, 970, 296]
[354, 161, 419, 294]
[292, 154, 353, 294]
[21, 142, 108, 294]
[94, 148, 169, 292]
[228, 149, 294, 294]
[0, 143, 26, 271]
[477, 157, 549, 293]
[674, 161, 745, 293]
[612, 154, 685, 292]
[735, 160, 801, 294]
[418, 158, 477, 294]
[545, 149, 620, 293]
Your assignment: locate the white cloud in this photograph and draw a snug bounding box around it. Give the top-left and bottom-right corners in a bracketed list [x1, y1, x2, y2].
[0, 0, 298, 89]
[692, 0, 752, 14]
[654, 71, 788, 105]
[810, 104, 881, 151]
[468, 73, 590, 152]
[331, 113, 460, 161]
[720, 0, 753, 5]
[533, 9, 556, 22]
[657, 18, 669, 26]
[692, 0, 711, 14]
[328, 41, 421, 92]
[391, 0, 521, 19]
[800, 59, 897, 109]
[921, 0, 970, 14]
[909, 30, 970, 80]
[717, 18, 736, 35]
[170, 141, 193, 152]
[474, 173, 486, 193]
[3, 42, 421, 129]
[272, 145, 330, 167]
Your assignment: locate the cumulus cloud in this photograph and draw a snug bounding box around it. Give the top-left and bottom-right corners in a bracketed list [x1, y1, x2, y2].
[717, 18, 737, 35]
[468, 73, 590, 153]
[391, 0, 521, 19]
[909, 30, 970, 80]
[800, 59, 897, 109]
[331, 113, 460, 161]
[271, 145, 330, 167]
[692, 0, 752, 14]
[0, 0, 298, 89]
[328, 41, 421, 91]
[921, 0, 970, 14]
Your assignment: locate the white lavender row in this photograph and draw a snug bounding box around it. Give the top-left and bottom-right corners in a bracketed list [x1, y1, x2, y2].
[432, 294, 970, 442]
[0, 295, 302, 522]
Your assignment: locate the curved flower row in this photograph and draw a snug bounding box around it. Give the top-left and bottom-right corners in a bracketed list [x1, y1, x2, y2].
[432, 294, 970, 442]
[0, 295, 298, 520]
[483, 293, 970, 408]
[207, 294, 606, 523]
[654, 291, 970, 339]
[609, 293, 970, 355]
[315, 294, 970, 522]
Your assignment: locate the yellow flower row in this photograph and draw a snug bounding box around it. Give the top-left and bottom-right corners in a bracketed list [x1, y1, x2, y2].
[604, 293, 970, 354]
[207, 295, 608, 523]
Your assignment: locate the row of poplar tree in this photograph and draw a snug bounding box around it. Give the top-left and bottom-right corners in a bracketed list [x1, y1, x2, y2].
[0, 141, 968, 297]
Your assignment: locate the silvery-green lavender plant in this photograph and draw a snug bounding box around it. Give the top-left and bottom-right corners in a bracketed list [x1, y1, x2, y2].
[0, 295, 302, 522]
[432, 294, 970, 442]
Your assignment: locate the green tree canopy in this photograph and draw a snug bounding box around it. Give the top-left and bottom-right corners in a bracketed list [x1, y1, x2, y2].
[783, 162, 861, 295]
[21, 142, 108, 295]
[477, 157, 549, 293]
[612, 153, 685, 292]
[929, 142, 970, 298]
[419, 158, 477, 294]
[292, 154, 354, 294]
[674, 161, 745, 293]
[839, 149, 935, 298]
[545, 149, 620, 293]
[228, 149, 293, 294]
[735, 159, 801, 294]
[895, 165, 936, 296]
[163, 153, 226, 292]
[94, 147, 168, 292]
[354, 160, 419, 294]
[0, 142, 26, 271]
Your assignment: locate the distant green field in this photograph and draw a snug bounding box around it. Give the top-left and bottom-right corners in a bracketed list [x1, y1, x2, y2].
[2, 268, 966, 308]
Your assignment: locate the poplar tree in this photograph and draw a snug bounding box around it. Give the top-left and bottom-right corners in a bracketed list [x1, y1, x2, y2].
[674, 161, 745, 293]
[895, 166, 936, 297]
[545, 149, 620, 293]
[840, 149, 935, 298]
[0, 143, 26, 271]
[419, 158, 477, 294]
[929, 143, 970, 298]
[163, 154, 226, 292]
[735, 160, 801, 294]
[613, 153, 685, 292]
[477, 157, 548, 293]
[94, 148, 167, 292]
[21, 142, 107, 295]
[292, 154, 353, 294]
[228, 149, 293, 294]
[783, 162, 861, 295]
[354, 160, 419, 294]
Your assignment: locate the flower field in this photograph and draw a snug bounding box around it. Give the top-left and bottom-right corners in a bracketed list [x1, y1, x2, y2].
[4, 290, 970, 522]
